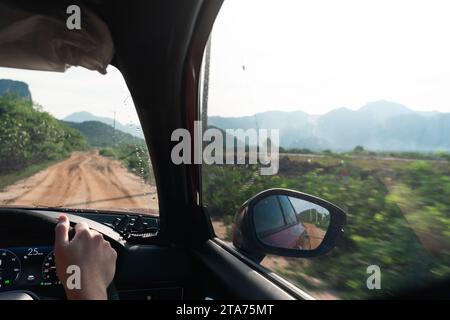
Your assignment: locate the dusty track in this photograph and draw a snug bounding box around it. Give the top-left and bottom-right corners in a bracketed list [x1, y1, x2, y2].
[0, 151, 158, 214]
[302, 223, 327, 249]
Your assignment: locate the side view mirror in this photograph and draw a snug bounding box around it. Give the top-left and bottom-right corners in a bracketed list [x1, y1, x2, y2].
[232, 188, 347, 262]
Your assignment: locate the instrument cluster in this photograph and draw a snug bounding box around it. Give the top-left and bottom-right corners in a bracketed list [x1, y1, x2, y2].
[0, 246, 62, 293]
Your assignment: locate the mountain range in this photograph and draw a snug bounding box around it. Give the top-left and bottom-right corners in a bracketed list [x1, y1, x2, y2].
[62, 120, 144, 147]
[64, 111, 144, 139]
[208, 101, 450, 152]
[2, 79, 449, 152]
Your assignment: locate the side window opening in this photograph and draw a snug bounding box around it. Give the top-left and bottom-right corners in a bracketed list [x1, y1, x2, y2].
[202, 0, 450, 300]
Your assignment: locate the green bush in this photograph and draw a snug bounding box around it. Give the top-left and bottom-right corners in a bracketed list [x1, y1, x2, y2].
[0, 94, 87, 175]
[100, 143, 154, 184]
[99, 147, 117, 158]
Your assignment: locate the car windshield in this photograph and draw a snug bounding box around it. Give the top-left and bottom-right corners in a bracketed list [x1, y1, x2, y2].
[0, 66, 158, 215]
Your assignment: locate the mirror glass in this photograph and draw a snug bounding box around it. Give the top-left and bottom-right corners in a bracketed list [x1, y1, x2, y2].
[253, 195, 331, 251]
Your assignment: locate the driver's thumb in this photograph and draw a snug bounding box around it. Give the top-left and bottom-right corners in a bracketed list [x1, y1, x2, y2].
[55, 214, 70, 246]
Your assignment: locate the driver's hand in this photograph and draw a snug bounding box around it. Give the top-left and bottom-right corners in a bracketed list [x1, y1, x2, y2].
[54, 214, 117, 300]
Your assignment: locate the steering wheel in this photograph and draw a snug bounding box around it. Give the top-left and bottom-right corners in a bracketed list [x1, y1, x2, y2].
[0, 209, 119, 300]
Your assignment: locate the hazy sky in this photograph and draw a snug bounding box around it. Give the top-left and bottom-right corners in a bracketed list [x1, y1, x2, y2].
[0, 65, 138, 124]
[208, 0, 450, 116]
[2, 0, 450, 121]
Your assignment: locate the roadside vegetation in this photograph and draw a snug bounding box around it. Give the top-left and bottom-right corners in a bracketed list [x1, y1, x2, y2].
[282, 145, 450, 162]
[0, 94, 87, 189]
[63, 120, 143, 147]
[99, 143, 154, 184]
[203, 151, 450, 299]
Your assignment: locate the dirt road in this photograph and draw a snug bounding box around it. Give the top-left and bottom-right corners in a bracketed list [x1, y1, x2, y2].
[0, 151, 158, 214]
[302, 223, 327, 249]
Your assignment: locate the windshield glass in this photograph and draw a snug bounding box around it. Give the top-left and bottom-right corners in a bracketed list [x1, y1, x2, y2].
[0, 66, 158, 215]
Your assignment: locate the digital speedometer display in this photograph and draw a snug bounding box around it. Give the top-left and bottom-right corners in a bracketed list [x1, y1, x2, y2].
[0, 246, 62, 292]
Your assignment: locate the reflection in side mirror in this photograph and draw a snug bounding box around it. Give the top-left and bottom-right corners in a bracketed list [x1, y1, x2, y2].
[232, 189, 346, 262]
[254, 195, 330, 251]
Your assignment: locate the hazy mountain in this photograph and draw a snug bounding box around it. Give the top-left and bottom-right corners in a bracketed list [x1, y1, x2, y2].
[0, 79, 32, 101]
[358, 100, 412, 122]
[208, 101, 450, 152]
[64, 111, 144, 139]
[62, 120, 144, 148]
[209, 110, 315, 148]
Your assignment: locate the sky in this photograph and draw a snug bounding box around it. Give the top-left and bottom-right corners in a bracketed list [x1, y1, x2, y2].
[207, 0, 450, 116]
[0, 66, 139, 125]
[2, 0, 450, 120]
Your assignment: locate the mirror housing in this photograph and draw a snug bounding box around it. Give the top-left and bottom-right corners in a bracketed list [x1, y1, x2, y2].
[232, 188, 346, 262]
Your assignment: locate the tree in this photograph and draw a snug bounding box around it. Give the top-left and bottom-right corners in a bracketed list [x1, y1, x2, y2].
[353, 145, 365, 153]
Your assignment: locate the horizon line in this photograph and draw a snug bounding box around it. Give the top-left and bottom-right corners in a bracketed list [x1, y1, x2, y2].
[208, 100, 445, 118]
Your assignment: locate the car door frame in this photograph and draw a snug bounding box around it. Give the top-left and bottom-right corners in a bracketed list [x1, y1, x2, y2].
[112, 0, 313, 299]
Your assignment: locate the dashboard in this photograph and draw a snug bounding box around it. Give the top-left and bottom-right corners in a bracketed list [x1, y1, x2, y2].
[0, 246, 64, 297]
[0, 209, 191, 300]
